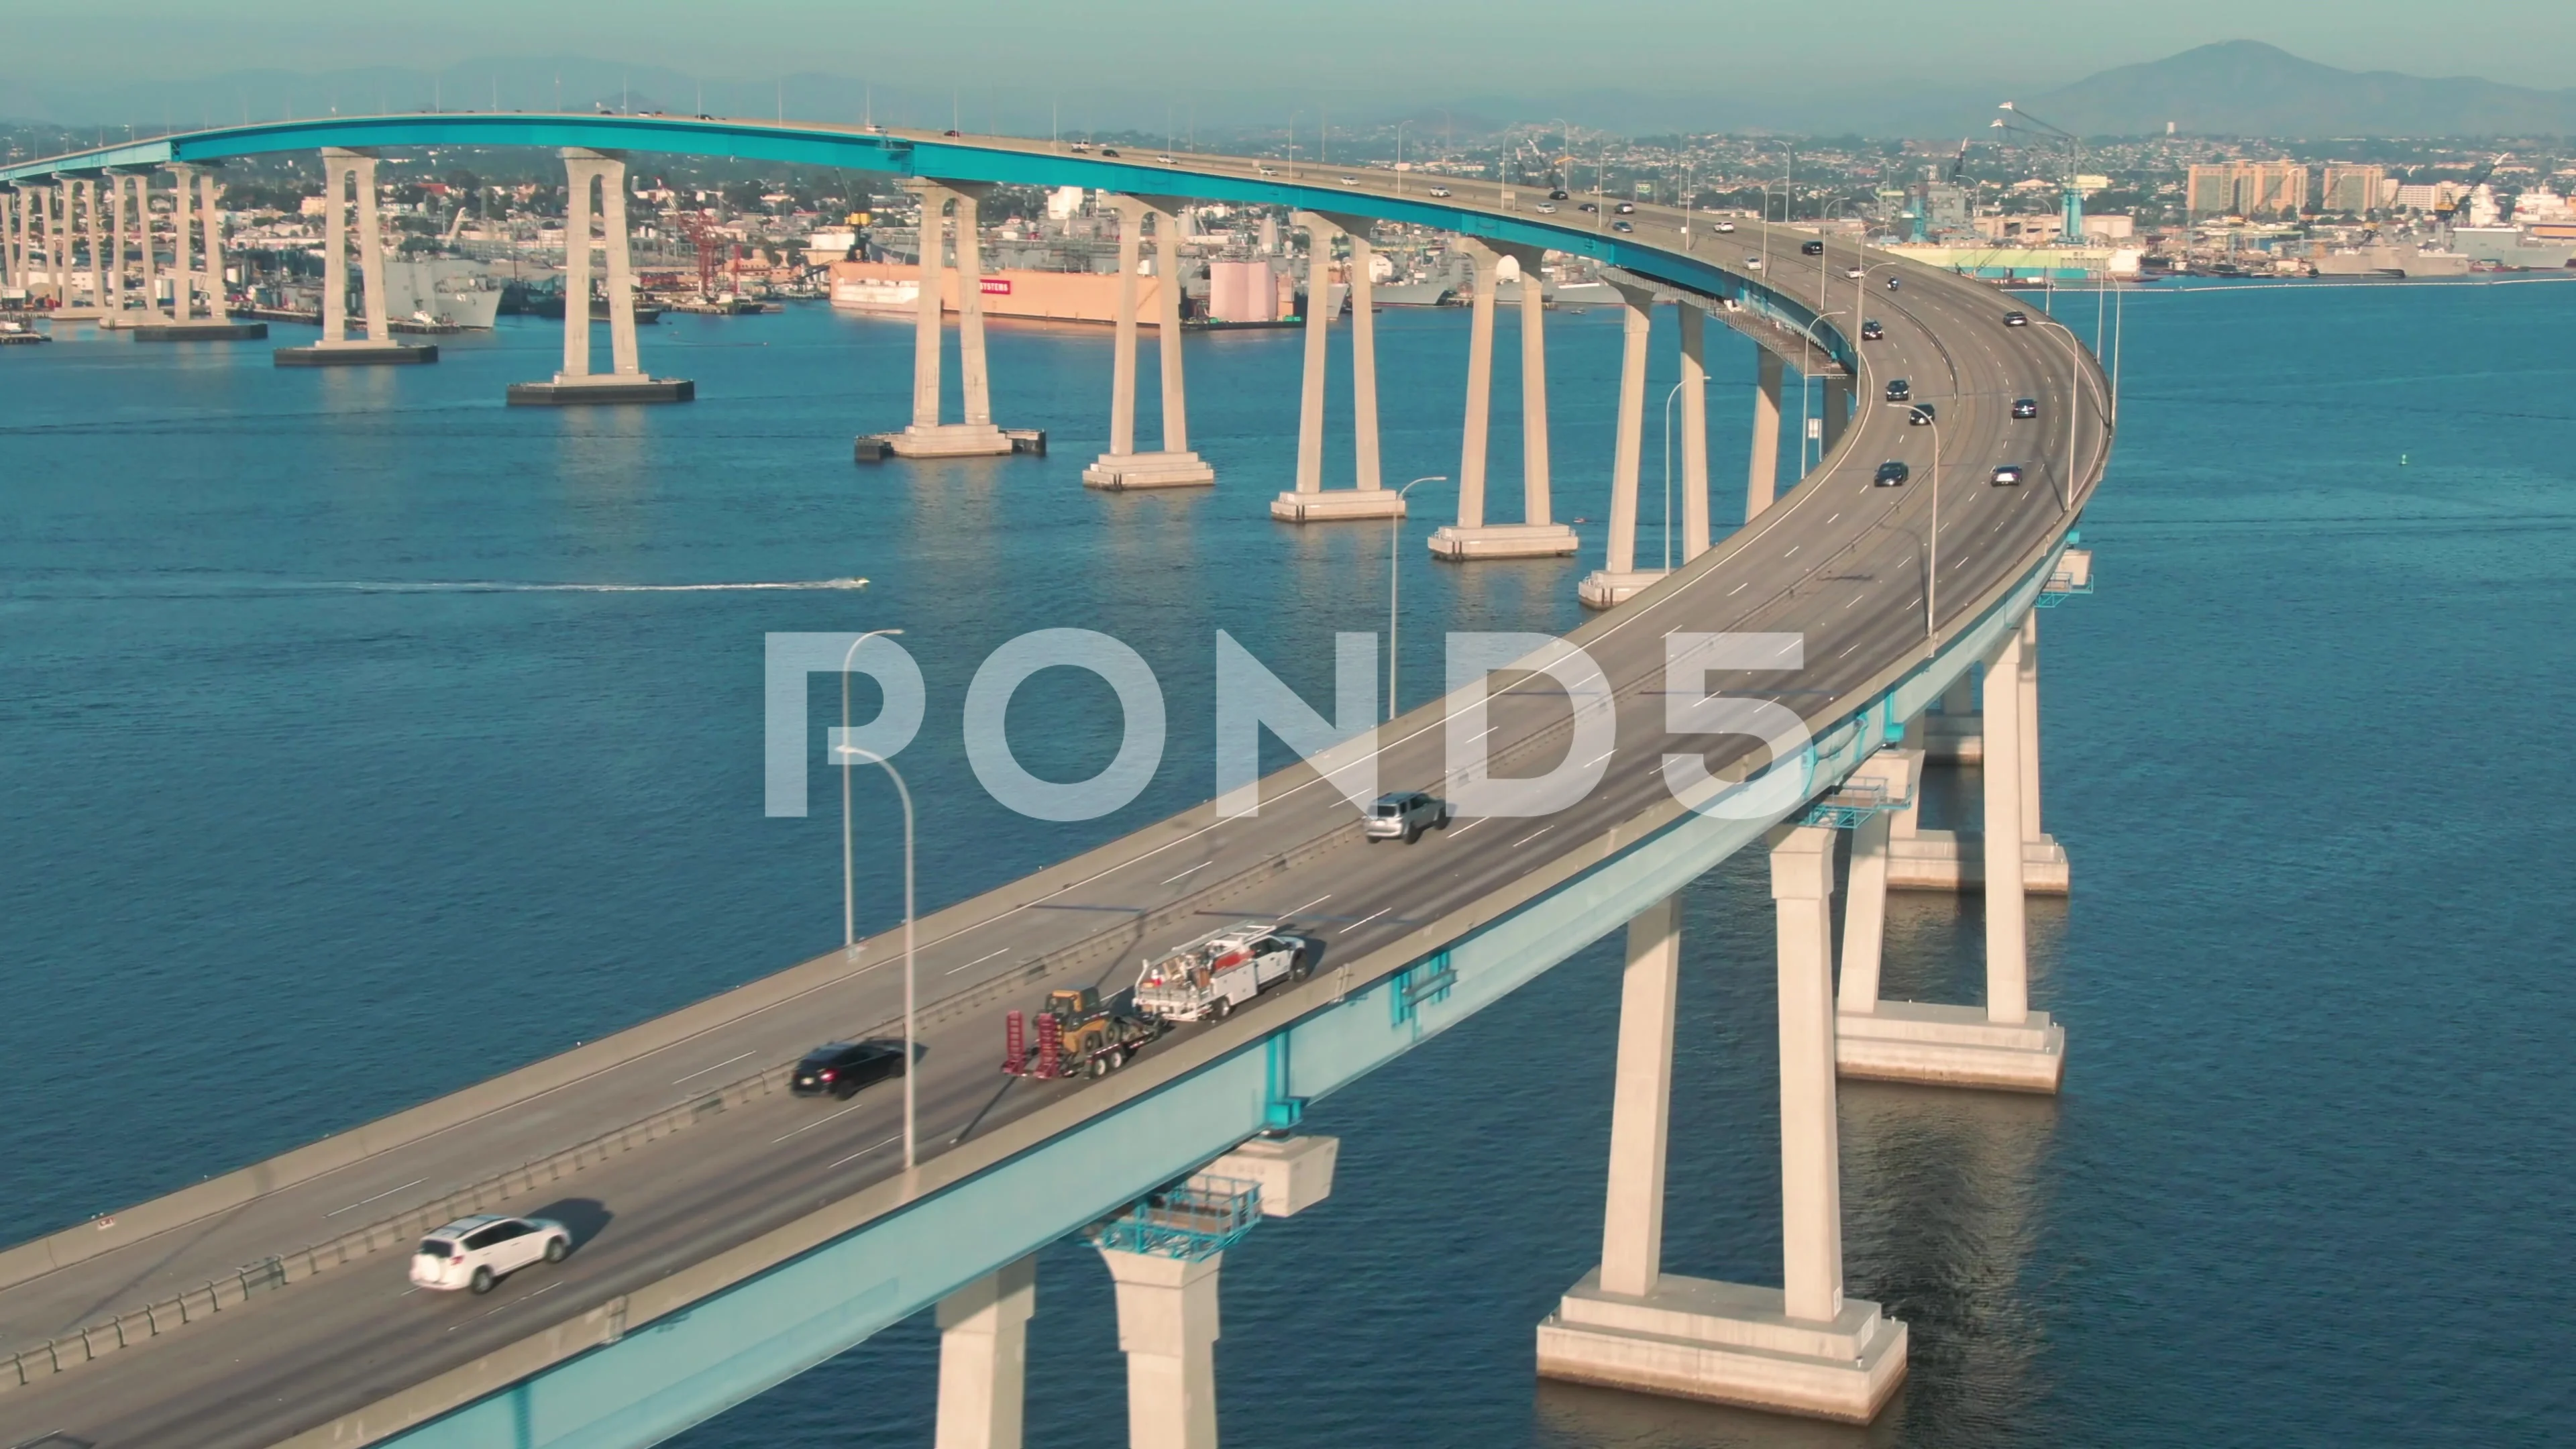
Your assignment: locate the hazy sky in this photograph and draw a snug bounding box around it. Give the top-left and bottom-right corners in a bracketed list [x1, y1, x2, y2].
[13, 0, 2576, 97]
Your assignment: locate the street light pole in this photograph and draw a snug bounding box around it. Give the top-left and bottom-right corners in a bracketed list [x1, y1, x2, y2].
[836, 740, 918, 1173]
[2032, 313, 2090, 511]
[1387, 474, 1450, 719]
[1662, 378, 1685, 572]
[836, 627, 918, 1173]
[1904, 403, 1942, 647]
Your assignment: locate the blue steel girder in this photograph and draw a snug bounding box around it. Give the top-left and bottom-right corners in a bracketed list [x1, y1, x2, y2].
[0, 115, 1856, 376]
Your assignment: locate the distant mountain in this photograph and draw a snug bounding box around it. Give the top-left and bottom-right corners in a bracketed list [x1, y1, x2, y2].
[2024, 40, 2576, 138]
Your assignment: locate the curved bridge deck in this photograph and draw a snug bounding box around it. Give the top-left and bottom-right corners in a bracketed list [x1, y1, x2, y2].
[0, 115, 2110, 1449]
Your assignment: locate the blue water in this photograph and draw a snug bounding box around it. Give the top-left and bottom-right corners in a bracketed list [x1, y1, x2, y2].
[3, 277, 2573, 1446]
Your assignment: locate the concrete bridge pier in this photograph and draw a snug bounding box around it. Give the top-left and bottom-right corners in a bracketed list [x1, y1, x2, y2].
[1098, 1250, 1222, 1449]
[934, 1255, 1036, 1449]
[96, 173, 123, 319]
[1085, 195, 1213, 488]
[1272, 213, 1403, 521]
[1746, 350, 1784, 519]
[1538, 845, 1907, 1421]
[1890, 612, 2069, 894]
[1839, 621, 2068, 1091]
[27, 182, 62, 309]
[508, 149, 690, 403]
[1, 187, 21, 298]
[130, 167, 261, 339]
[277, 149, 426, 365]
[1580, 282, 1670, 607]
[1679, 303, 1713, 561]
[863, 180, 1016, 459]
[1428, 237, 1577, 558]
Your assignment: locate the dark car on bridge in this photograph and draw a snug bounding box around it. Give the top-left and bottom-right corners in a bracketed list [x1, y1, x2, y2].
[2012, 397, 2040, 419]
[1611, 219, 1633, 232]
[1874, 461, 1911, 486]
[1991, 464, 2027, 486]
[1907, 403, 1936, 426]
[1801, 239, 1824, 256]
[2003, 310, 2030, 327]
[1860, 319, 1884, 341]
[792, 1040, 906, 1099]
[1884, 378, 1911, 403]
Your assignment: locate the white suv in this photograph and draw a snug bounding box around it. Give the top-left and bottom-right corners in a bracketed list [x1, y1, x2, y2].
[411, 1214, 572, 1293]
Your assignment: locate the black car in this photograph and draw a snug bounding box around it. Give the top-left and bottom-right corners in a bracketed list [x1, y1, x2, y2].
[1611, 219, 1633, 232]
[1860, 319, 1884, 341]
[2010, 397, 2039, 419]
[1800, 239, 1824, 256]
[1548, 189, 1570, 200]
[1886, 276, 1902, 290]
[792, 1040, 906, 1098]
[1907, 403, 1937, 426]
[1099, 147, 1120, 156]
[1874, 461, 1911, 487]
[2002, 310, 2029, 327]
[1578, 202, 1599, 213]
[1884, 378, 1912, 403]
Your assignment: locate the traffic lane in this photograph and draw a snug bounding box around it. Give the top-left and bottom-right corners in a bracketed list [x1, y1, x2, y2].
[1, 999, 1014, 1448]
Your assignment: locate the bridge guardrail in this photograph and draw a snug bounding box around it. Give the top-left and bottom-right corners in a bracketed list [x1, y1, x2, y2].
[0, 808, 1383, 1395]
[0, 1058, 810, 1393]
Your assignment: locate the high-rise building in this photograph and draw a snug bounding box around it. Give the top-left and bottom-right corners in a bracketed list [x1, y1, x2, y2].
[2320, 165, 2387, 215]
[2187, 161, 2310, 217]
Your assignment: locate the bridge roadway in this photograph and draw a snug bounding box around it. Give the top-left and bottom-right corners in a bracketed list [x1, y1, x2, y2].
[0, 118, 2109, 1448]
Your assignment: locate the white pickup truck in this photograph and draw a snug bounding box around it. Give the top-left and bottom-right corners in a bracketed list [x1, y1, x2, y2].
[1132, 923, 1316, 1023]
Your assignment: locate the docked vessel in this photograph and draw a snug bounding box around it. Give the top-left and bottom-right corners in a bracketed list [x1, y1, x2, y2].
[379, 260, 502, 329]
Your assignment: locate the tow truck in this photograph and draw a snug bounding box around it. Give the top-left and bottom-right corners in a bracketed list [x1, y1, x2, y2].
[1002, 987, 1165, 1079]
[1131, 923, 1317, 1024]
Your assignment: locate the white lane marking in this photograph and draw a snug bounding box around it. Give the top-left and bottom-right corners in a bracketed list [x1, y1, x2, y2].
[671, 1051, 756, 1085]
[1585, 749, 1615, 767]
[1161, 860, 1212, 884]
[1729, 581, 1750, 594]
[1339, 907, 1391, 936]
[1839, 643, 1860, 658]
[326, 1178, 429, 1218]
[450, 1281, 559, 1330]
[1784, 545, 1800, 557]
[1448, 816, 1492, 837]
[773, 1097, 874, 1144]
[949, 946, 1014, 977]
[1287, 892, 1333, 917]
[1843, 594, 1862, 608]
[1513, 826, 1554, 848]
[828, 1133, 904, 1169]
[1827, 512, 1841, 524]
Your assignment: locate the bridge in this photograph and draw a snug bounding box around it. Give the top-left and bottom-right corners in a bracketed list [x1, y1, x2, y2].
[0, 113, 2108, 1449]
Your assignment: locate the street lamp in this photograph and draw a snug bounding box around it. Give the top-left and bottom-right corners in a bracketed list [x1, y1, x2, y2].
[1792, 311, 1843, 473]
[1387, 474, 1450, 718]
[2027, 313, 2095, 511]
[1662, 378, 1693, 572]
[837, 627, 919, 1173]
[1897, 402, 1943, 647]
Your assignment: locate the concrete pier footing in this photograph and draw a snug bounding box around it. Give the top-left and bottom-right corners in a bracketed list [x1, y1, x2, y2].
[506, 376, 695, 405]
[1887, 830, 2070, 894]
[1836, 1001, 2066, 1092]
[1577, 568, 1667, 608]
[274, 341, 436, 366]
[1084, 450, 1216, 489]
[132, 321, 266, 341]
[1269, 488, 1405, 521]
[856, 427, 1044, 462]
[1537, 1272, 1907, 1423]
[1426, 521, 1578, 559]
